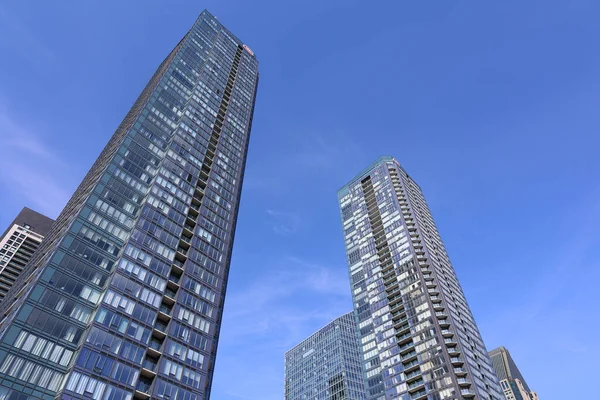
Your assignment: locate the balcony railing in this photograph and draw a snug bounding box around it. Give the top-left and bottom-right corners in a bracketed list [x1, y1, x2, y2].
[405, 370, 421, 380]
[159, 305, 172, 315]
[408, 379, 424, 390]
[149, 339, 162, 351]
[136, 380, 152, 393]
[143, 359, 158, 371]
[398, 341, 415, 353]
[155, 321, 168, 333]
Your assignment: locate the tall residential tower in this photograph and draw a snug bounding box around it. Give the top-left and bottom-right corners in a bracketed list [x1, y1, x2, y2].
[0, 208, 54, 302]
[338, 157, 502, 400]
[0, 10, 258, 400]
[489, 347, 538, 400]
[285, 312, 368, 400]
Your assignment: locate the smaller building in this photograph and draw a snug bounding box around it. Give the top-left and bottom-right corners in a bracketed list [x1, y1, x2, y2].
[489, 346, 538, 400]
[285, 312, 367, 400]
[0, 207, 54, 301]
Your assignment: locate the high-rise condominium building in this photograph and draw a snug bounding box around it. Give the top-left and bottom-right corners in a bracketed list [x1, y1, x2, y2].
[488, 347, 538, 400]
[0, 10, 258, 400]
[285, 312, 367, 400]
[338, 157, 503, 400]
[0, 208, 54, 302]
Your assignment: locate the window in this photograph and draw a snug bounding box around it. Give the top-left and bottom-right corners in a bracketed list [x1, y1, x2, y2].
[161, 359, 183, 380]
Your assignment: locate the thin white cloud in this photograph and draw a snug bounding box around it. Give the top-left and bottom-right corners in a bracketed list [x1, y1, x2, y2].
[292, 132, 364, 170]
[286, 256, 351, 297]
[473, 188, 600, 400]
[266, 209, 302, 235]
[222, 255, 351, 342]
[216, 254, 352, 400]
[0, 6, 56, 65]
[0, 102, 70, 217]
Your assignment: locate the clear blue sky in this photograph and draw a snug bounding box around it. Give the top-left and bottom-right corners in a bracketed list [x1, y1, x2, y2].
[1, 1, 599, 399]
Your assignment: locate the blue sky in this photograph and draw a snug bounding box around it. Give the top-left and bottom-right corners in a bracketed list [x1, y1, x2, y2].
[0, 1, 599, 399]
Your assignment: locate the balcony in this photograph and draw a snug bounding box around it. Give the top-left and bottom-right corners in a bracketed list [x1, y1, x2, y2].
[153, 321, 168, 339]
[392, 312, 408, 324]
[165, 288, 178, 301]
[381, 262, 395, 274]
[395, 323, 410, 336]
[405, 369, 421, 382]
[410, 389, 428, 400]
[388, 294, 403, 307]
[408, 379, 425, 391]
[460, 389, 476, 397]
[450, 357, 464, 366]
[169, 274, 181, 284]
[174, 250, 187, 263]
[183, 223, 195, 235]
[147, 339, 163, 356]
[384, 276, 398, 287]
[135, 379, 153, 399]
[441, 329, 453, 338]
[386, 285, 401, 296]
[444, 338, 458, 346]
[398, 341, 415, 354]
[396, 331, 413, 345]
[141, 358, 158, 378]
[192, 193, 203, 204]
[457, 378, 471, 387]
[438, 319, 450, 327]
[401, 350, 418, 363]
[158, 304, 173, 320]
[403, 359, 420, 373]
[172, 259, 185, 274]
[447, 347, 460, 356]
[167, 274, 181, 291]
[454, 368, 468, 376]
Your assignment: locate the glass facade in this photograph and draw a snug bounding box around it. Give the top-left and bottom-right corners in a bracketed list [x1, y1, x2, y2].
[338, 157, 503, 400]
[285, 312, 367, 400]
[0, 10, 258, 400]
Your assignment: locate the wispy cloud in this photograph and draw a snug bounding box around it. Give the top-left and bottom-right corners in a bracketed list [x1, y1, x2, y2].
[225, 255, 351, 337]
[0, 6, 56, 66]
[266, 209, 302, 235]
[0, 101, 70, 217]
[292, 132, 365, 170]
[215, 254, 352, 399]
[474, 188, 600, 399]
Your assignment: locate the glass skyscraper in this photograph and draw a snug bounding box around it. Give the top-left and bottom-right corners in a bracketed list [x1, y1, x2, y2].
[285, 312, 367, 400]
[0, 208, 54, 303]
[0, 10, 258, 400]
[488, 347, 538, 400]
[338, 157, 503, 400]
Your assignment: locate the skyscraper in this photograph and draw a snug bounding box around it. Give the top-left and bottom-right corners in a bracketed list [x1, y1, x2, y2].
[338, 157, 503, 400]
[0, 10, 258, 400]
[285, 312, 367, 400]
[0, 208, 54, 302]
[489, 347, 538, 400]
